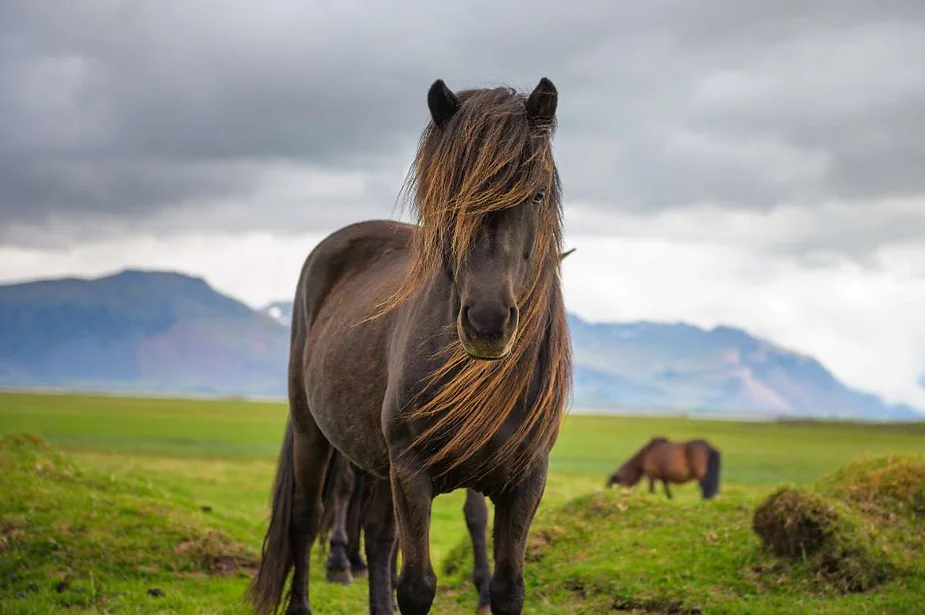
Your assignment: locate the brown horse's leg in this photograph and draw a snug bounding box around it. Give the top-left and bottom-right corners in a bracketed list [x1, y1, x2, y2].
[464, 489, 491, 613]
[648, 476, 655, 494]
[347, 467, 369, 577]
[391, 462, 437, 615]
[324, 455, 355, 584]
[363, 477, 397, 614]
[489, 460, 548, 615]
[287, 424, 333, 614]
[662, 480, 673, 499]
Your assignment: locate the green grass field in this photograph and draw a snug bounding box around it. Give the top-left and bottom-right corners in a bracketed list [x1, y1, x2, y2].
[1, 390, 923, 614]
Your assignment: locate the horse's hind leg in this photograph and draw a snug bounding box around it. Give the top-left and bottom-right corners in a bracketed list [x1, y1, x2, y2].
[662, 480, 673, 500]
[347, 467, 370, 578]
[489, 460, 548, 615]
[464, 489, 491, 613]
[324, 455, 355, 585]
[363, 477, 398, 614]
[288, 423, 332, 614]
[648, 476, 655, 494]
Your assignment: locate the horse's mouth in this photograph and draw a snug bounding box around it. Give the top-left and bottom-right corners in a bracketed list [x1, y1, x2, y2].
[456, 321, 516, 361]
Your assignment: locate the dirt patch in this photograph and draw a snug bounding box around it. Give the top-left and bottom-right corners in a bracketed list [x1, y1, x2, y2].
[175, 530, 258, 577]
[610, 596, 702, 614]
[525, 525, 565, 562]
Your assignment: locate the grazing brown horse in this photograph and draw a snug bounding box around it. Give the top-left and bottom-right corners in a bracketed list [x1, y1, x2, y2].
[246, 77, 571, 615]
[606, 437, 721, 500]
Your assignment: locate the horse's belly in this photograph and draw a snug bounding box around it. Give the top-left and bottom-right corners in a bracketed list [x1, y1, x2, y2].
[647, 449, 692, 483]
[302, 276, 395, 477]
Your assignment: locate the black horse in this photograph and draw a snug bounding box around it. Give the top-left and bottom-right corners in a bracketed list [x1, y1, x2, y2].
[247, 77, 571, 614]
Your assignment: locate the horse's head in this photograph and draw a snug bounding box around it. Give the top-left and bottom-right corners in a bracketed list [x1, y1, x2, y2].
[411, 77, 561, 361]
[606, 463, 643, 488]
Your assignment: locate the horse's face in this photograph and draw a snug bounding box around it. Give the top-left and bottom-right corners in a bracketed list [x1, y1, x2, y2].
[452, 199, 546, 359]
[607, 465, 642, 488]
[427, 78, 559, 361]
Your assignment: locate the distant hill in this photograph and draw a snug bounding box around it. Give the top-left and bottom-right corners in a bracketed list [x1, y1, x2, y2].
[566, 315, 922, 421]
[1, 270, 921, 421]
[0, 270, 288, 396]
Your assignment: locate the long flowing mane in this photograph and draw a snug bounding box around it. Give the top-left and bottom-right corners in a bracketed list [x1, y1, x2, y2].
[385, 85, 572, 485]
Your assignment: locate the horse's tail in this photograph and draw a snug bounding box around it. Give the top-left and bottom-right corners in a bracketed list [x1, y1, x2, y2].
[699, 445, 721, 500]
[246, 420, 298, 615]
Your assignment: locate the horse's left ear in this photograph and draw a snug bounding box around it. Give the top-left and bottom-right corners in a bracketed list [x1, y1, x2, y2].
[526, 77, 558, 126]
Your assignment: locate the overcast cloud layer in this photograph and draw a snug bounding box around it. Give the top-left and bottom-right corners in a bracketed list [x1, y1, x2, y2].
[1, 1, 924, 409]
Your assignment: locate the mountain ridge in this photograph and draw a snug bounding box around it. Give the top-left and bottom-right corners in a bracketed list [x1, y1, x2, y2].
[1, 269, 920, 421]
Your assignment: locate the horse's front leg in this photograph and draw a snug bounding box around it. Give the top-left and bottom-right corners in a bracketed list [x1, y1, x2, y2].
[364, 477, 397, 615]
[489, 459, 548, 615]
[391, 459, 437, 615]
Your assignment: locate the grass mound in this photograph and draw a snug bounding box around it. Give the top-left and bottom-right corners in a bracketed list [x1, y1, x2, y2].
[752, 487, 889, 592]
[815, 453, 925, 520]
[753, 453, 925, 595]
[0, 434, 258, 611]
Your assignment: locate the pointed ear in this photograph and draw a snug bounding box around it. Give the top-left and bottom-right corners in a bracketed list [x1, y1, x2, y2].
[427, 79, 461, 127]
[526, 77, 558, 126]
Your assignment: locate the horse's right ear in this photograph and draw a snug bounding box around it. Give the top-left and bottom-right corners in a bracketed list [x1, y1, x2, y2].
[427, 79, 461, 127]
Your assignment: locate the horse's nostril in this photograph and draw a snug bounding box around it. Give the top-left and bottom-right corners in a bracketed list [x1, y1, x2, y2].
[464, 303, 513, 339]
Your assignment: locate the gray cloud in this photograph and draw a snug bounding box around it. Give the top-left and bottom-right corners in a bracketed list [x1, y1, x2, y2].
[2, 0, 925, 255]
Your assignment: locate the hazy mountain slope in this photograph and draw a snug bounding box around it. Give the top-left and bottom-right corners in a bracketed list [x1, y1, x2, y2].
[0, 270, 288, 396]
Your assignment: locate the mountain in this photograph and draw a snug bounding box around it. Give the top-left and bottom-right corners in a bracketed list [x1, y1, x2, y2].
[1, 270, 921, 421]
[0, 270, 288, 396]
[566, 315, 922, 421]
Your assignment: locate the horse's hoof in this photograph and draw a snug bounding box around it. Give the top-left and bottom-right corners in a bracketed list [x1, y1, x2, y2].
[325, 568, 353, 585]
[477, 605, 491, 614]
[351, 566, 368, 579]
[285, 603, 311, 615]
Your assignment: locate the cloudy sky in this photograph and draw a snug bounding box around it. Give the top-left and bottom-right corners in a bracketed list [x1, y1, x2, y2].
[2, 1, 924, 410]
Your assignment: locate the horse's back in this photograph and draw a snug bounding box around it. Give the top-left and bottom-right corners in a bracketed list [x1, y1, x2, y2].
[294, 220, 415, 324]
[642, 440, 693, 482]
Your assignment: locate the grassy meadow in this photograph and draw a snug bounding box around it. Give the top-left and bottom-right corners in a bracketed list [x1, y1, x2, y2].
[1, 390, 923, 614]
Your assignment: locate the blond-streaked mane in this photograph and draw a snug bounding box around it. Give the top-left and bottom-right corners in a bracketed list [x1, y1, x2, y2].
[386, 85, 572, 485]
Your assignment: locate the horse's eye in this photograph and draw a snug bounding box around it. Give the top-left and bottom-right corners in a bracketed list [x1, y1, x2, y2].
[532, 189, 546, 204]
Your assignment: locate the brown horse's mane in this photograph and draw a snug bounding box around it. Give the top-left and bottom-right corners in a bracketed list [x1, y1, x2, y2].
[380, 85, 572, 485]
